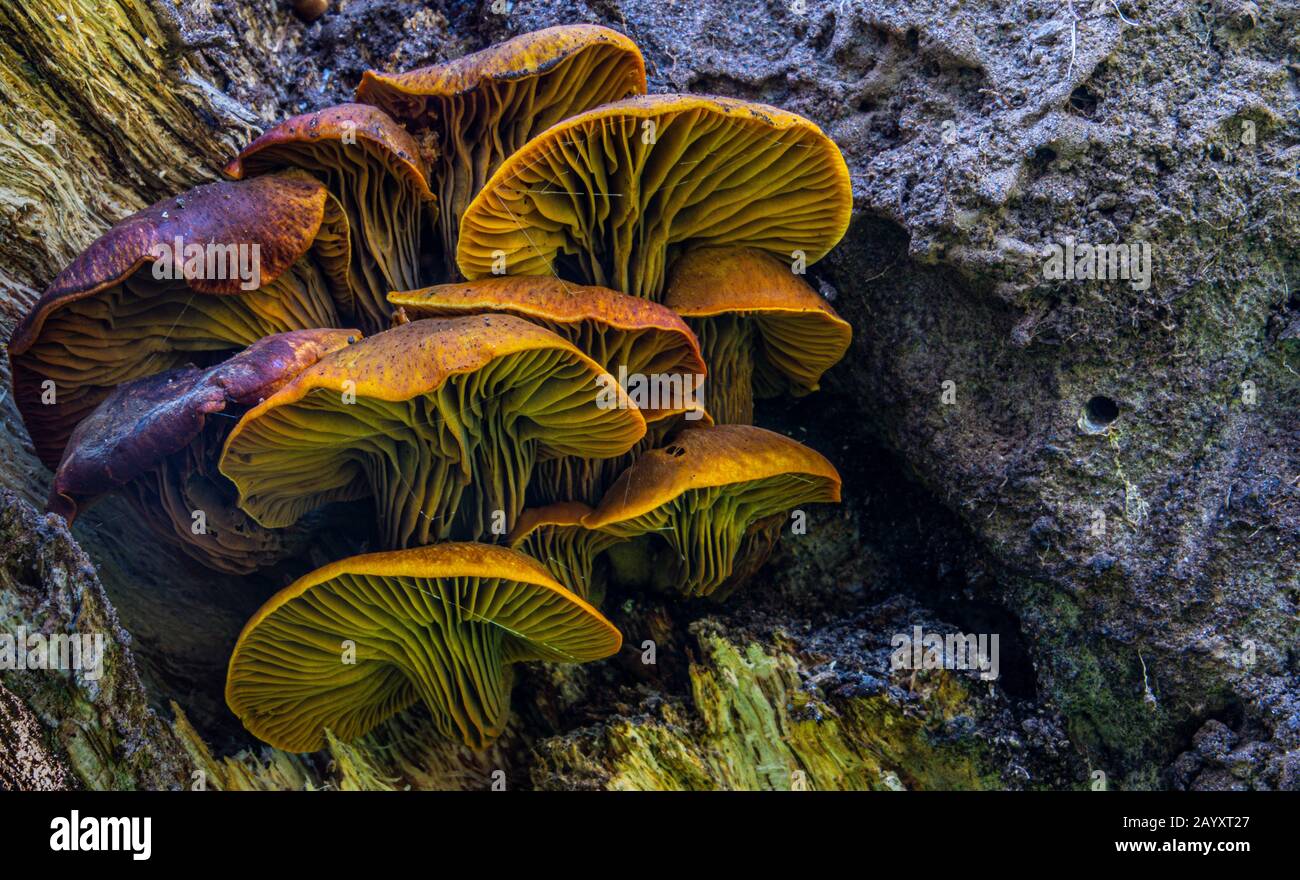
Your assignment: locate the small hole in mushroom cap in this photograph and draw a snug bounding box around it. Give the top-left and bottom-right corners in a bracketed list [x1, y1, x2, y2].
[1079, 395, 1120, 434]
[664, 445, 685, 457]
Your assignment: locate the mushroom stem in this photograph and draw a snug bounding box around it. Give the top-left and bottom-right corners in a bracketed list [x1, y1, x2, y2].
[599, 473, 813, 598]
[454, 409, 536, 541]
[604, 535, 658, 590]
[394, 610, 513, 749]
[359, 427, 466, 548]
[328, 165, 424, 330]
[354, 396, 537, 547]
[690, 314, 756, 425]
[513, 526, 618, 604]
[712, 512, 786, 601]
[531, 454, 626, 507]
[662, 494, 750, 598]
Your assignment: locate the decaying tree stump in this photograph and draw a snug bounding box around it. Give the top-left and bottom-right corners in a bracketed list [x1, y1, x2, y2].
[1, 0, 1296, 790]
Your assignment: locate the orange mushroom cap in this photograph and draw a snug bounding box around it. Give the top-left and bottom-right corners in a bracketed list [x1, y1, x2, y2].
[226, 542, 622, 751]
[357, 26, 645, 114]
[664, 247, 852, 424]
[510, 500, 596, 540]
[583, 424, 842, 598]
[224, 104, 433, 333]
[219, 314, 646, 547]
[355, 25, 647, 277]
[456, 94, 852, 300]
[389, 276, 706, 421]
[224, 103, 431, 196]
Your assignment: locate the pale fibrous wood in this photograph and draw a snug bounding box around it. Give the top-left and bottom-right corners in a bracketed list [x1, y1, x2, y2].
[0, 2, 273, 789]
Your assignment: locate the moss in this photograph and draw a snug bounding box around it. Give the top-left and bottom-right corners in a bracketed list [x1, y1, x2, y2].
[0, 0, 250, 295]
[172, 704, 317, 791]
[169, 702, 512, 791]
[534, 631, 1001, 790]
[0, 494, 193, 790]
[1009, 580, 1165, 787]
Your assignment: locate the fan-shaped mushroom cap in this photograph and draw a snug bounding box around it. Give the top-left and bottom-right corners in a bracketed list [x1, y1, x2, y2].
[219, 315, 646, 548]
[226, 542, 622, 751]
[47, 329, 357, 573]
[388, 276, 705, 421]
[356, 25, 647, 272]
[508, 501, 619, 603]
[529, 402, 713, 508]
[583, 424, 841, 598]
[8, 173, 350, 469]
[456, 94, 852, 300]
[664, 247, 851, 424]
[224, 104, 434, 334]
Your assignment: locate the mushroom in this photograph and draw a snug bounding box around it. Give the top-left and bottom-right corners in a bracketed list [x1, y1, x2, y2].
[224, 103, 434, 334]
[387, 276, 706, 421]
[508, 501, 619, 604]
[225, 542, 622, 751]
[218, 315, 646, 549]
[355, 24, 647, 275]
[531, 402, 714, 507]
[663, 247, 852, 424]
[290, 0, 328, 22]
[582, 424, 842, 598]
[456, 94, 852, 300]
[718, 512, 788, 601]
[8, 172, 351, 469]
[47, 329, 358, 574]
[388, 275, 710, 507]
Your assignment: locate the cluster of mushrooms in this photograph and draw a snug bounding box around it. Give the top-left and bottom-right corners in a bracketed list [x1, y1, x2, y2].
[7, 26, 853, 752]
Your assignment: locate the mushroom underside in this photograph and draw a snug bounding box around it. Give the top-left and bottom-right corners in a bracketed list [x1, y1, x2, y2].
[513, 525, 619, 603]
[123, 441, 311, 576]
[393, 292, 705, 421]
[382, 43, 643, 271]
[15, 264, 338, 468]
[244, 143, 424, 331]
[224, 348, 633, 547]
[689, 314, 756, 425]
[458, 104, 845, 298]
[597, 474, 831, 598]
[530, 411, 699, 506]
[690, 310, 849, 425]
[227, 570, 611, 751]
